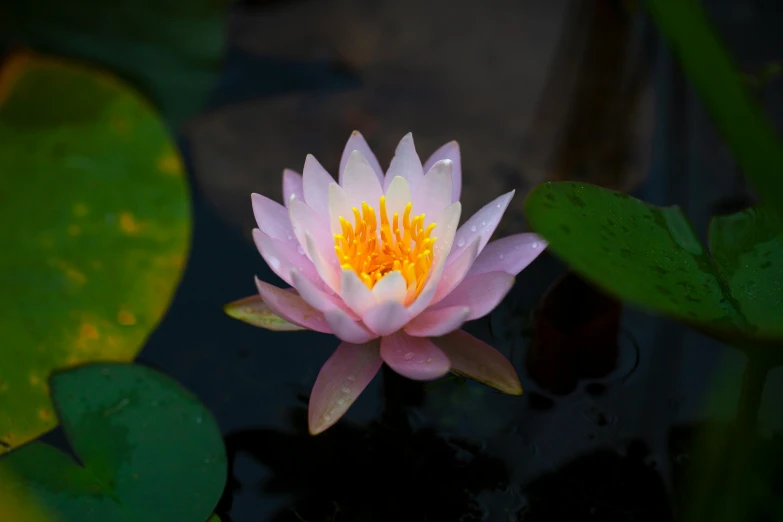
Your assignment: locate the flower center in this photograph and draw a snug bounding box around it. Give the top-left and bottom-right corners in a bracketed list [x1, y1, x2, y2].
[334, 196, 436, 298]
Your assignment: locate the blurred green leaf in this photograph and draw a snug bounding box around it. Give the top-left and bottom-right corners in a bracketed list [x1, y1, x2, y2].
[0, 0, 230, 126]
[645, 0, 783, 225]
[0, 52, 191, 452]
[0, 363, 227, 522]
[524, 182, 783, 348]
[224, 294, 306, 331]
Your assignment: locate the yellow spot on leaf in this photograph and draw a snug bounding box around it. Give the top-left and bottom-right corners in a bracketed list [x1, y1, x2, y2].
[117, 310, 136, 325]
[37, 409, 51, 421]
[51, 259, 86, 285]
[73, 203, 89, 216]
[111, 118, 130, 134]
[68, 224, 81, 236]
[80, 323, 99, 341]
[29, 374, 40, 386]
[157, 152, 182, 176]
[119, 212, 140, 234]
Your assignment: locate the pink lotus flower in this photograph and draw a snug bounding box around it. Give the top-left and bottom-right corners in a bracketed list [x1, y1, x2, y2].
[240, 132, 546, 434]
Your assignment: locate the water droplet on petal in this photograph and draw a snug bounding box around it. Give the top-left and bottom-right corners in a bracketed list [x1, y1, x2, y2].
[297, 245, 305, 255]
[532, 242, 539, 249]
[499, 254, 504, 260]
[324, 414, 332, 421]
[268, 256, 281, 270]
[346, 375, 356, 381]
[496, 203, 501, 208]
[470, 225, 477, 232]
[287, 234, 293, 241]
[481, 221, 486, 226]
[341, 387, 351, 394]
[403, 352, 415, 361]
[457, 238, 465, 247]
[337, 398, 345, 406]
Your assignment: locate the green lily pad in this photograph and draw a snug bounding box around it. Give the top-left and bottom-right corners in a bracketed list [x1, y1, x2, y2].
[645, 0, 783, 224]
[524, 182, 783, 348]
[0, 52, 191, 452]
[0, 363, 226, 522]
[224, 294, 306, 331]
[0, 0, 230, 127]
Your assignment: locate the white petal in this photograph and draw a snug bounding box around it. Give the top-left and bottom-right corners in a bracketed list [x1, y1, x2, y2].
[339, 131, 384, 186]
[413, 159, 452, 225]
[407, 201, 462, 316]
[383, 176, 412, 224]
[423, 141, 461, 203]
[324, 308, 378, 344]
[371, 270, 407, 304]
[384, 132, 423, 191]
[328, 182, 354, 236]
[362, 301, 410, 336]
[342, 150, 384, 208]
[302, 154, 334, 217]
[340, 269, 377, 316]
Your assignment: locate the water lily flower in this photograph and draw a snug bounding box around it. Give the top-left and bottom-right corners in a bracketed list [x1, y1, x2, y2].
[240, 132, 546, 434]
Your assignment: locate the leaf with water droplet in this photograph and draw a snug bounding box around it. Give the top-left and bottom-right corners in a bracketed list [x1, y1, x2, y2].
[0, 363, 227, 522]
[223, 294, 306, 331]
[524, 182, 783, 348]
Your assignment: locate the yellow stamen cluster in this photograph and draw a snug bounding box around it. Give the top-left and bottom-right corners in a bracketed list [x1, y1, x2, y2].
[334, 196, 436, 299]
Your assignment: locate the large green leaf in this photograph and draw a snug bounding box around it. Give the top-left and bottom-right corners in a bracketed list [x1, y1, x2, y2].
[0, 52, 191, 452]
[645, 0, 783, 225]
[0, 0, 230, 126]
[524, 182, 783, 348]
[0, 363, 227, 522]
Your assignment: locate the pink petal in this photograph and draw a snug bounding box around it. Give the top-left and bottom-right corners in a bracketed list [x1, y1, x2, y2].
[384, 133, 424, 191]
[404, 306, 470, 337]
[407, 201, 462, 316]
[413, 159, 452, 226]
[252, 228, 321, 288]
[467, 233, 546, 277]
[433, 330, 522, 395]
[448, 190, 515, 263]
[380, 331, 451, 381]
[342, 150, 384, 208]
[308, 339, 383, 435]
[339, 131, 384, 186]
[302, 154, 334, 218]
[289, 198, 334, 263]
[304, 232, 340, 293]
[254, 277, 332, 333]
[423, 141, 461, 203]
[362, 301, 409, 336]
[433, 271, 514, 320]
[282, 169, 304, 207]
[291, 269, 358, 319]
[324, 308, 378, 344]
[371, 270, 407, 304]
[340, 269, 377, 316]
[252, 193, 295, 243]
[431, 236, 480, 305]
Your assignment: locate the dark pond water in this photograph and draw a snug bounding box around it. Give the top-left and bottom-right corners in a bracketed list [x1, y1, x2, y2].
[42, 1, 783, 520]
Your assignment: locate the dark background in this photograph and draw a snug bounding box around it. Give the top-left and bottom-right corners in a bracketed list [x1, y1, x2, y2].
[12, 0, 783, 520]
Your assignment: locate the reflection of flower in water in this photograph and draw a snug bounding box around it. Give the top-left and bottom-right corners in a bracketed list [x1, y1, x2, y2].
[216, 368, 509, 522]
